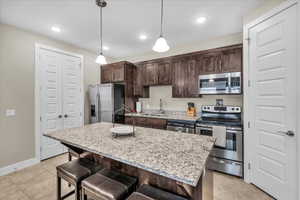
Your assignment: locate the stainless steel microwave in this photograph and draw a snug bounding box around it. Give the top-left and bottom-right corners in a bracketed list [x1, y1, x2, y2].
[198, 72, 241, 94]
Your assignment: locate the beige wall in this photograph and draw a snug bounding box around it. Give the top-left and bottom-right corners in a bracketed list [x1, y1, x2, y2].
[0, 23, 109, 168]
[115, 33, 244, 112]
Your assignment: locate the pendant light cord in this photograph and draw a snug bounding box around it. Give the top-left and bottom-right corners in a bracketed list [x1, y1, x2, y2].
[160, 0, 164, 37]
[100, 5, 103, 54]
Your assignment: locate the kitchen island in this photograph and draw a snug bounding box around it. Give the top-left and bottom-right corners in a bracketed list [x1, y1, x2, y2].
[45, 122, 215, 200]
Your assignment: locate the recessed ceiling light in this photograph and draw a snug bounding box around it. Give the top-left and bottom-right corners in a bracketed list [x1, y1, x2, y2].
[196, 17, 207, 24]
[103, 46, 109, 51]
[51, 26, 61, 33]
[139, 34, 147, 40]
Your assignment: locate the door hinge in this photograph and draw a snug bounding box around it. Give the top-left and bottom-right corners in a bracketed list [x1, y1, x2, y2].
[248, 162, 251, 170]
[40, 116, 42, 121]
[248, 80, 251, 87]
[248, 121, 250, 128]
[245, 38, 250, 43]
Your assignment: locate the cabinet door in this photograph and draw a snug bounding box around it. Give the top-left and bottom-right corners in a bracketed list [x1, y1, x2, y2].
[144, 63, 158, 86]
[200, 52, 222, 74]
[148, 118, 167, 129]
[186, 57, 200, 97]
[125, 116, 133, 125]
[172, 58, 187, 98]
[133, 117, 148, 127]
[134, 65, 144, 96]
[101, 65, 112, 83]
[221, 48, 242, 72]
[112, 64, 125, 82]
[158, 61, 172, 85]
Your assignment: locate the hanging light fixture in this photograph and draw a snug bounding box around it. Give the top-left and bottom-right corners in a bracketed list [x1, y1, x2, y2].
[153, 0, 170, 53]
[95, 0, 107, 65]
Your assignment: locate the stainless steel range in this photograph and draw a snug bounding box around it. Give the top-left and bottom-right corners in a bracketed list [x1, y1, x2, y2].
[196, 105, 243, 177]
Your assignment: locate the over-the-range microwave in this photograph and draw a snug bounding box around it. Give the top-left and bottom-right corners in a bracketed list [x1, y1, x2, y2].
[198, 72, 241, 94]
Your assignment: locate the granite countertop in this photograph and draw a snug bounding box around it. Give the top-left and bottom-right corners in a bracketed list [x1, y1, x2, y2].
[125, 112, 199, 122]
[45, 122, 215, 186]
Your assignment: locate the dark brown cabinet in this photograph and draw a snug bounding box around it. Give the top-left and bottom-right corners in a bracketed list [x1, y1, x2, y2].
[101, 62, 125, 83]
[199, 52, 222, 74]
[172, 56, 200, 98]
[221, 48, 242, 72]
[101, 65, 113, 83]
[157, 60, 172, 85]
[144, 63, 159, 86]
[125, 116, 167, 130]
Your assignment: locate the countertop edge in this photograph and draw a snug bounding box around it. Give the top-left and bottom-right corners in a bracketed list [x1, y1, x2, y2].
[44, 134, 200, 187]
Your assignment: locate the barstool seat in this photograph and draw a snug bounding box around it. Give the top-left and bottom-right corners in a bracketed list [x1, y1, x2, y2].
[56, 158, 103, 200]
[127, 185, 188, 200]
[82, 168, 138, 200]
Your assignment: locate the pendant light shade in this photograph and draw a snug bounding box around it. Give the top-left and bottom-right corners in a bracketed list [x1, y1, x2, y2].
[153, 0, 169, 53]
[95, 53, 107, 64]
[152, 37, 170, 53]
[95, 0, 107, 65]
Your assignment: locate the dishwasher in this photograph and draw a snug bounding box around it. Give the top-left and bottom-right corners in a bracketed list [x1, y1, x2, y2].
[166, 119, 195, 134]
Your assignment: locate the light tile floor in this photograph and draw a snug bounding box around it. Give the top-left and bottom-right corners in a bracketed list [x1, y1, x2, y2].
[0, 154, 274, 200]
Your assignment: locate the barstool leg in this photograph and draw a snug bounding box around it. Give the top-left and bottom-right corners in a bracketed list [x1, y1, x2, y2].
[75, 184, 80, 200]
[68, 151, 72, 187]
[57, 175, 61, 200]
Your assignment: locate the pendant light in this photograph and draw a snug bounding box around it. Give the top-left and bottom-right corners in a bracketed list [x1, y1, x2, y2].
[153, 0, 170, 53]
[95, 0, 107, 65]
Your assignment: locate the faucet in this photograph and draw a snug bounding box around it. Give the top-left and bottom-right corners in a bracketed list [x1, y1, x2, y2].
[159, 99, 164, 114]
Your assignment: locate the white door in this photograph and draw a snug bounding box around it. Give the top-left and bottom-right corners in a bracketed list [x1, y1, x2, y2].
[61, 55, 82, 129]
[248, 5, 297, 200]
[40, 49, 65, 160]
[39, 48, 83, 160]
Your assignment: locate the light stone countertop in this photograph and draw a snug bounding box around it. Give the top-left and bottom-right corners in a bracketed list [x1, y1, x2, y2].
[125, 112, 199, 122]
[45, 122, 215, 187]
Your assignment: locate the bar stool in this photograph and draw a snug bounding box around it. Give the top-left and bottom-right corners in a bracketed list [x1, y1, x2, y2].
[127, 185, 188, 200]
[56, 158, 103, 200]
[81, 168, 138, 200]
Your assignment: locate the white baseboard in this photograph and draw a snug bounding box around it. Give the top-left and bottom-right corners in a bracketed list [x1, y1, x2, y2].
[0, 157, 40, 176]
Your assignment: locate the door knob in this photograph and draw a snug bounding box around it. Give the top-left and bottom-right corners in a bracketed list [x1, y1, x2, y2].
[278, 130, 295, 137]
[64, 114, 68, 118]
[58, 115, 62, 118]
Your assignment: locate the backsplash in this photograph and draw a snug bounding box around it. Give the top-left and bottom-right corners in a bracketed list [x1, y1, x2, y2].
[138, 85, 243, 112]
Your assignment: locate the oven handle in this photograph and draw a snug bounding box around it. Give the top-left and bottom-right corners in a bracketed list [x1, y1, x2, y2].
[226, 130, 243, 134]
[198, 127, 212, 131]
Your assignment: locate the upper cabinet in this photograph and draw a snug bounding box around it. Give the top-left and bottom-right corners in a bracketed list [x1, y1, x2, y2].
[101, 62, 125, 83]
[103, 44, 242, 99]
[221, 47, 242, 73]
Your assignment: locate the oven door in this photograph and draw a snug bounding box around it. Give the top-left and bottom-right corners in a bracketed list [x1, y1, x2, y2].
[199, 73, 230, 94]
[196, 125, 243, 162]
[213, 129, 243, 162]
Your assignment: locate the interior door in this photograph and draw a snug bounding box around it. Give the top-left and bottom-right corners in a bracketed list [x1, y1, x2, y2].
[40, 49, 64, 160]
[61, 55, 82, 129]
[248, 5, 297, 200]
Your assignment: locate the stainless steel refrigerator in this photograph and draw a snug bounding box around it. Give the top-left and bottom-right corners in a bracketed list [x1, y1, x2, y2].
[88, 84, 125, 123]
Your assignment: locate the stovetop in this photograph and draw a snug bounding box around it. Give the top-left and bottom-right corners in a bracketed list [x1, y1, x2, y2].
[196, 118, 243, 128]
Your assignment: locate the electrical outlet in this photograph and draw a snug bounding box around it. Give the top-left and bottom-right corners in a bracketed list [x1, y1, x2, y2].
[6, 109, 16, 117]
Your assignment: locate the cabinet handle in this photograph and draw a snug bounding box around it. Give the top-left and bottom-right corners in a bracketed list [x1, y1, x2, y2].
[64, 114, 68, 118]
[58, 115, 62, 118]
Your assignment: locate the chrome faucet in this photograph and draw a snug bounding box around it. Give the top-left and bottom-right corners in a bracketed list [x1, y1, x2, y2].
[159, 99, 164, 114]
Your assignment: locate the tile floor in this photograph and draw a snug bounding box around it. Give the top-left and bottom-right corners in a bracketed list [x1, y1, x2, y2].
[0, 154, 274, 200]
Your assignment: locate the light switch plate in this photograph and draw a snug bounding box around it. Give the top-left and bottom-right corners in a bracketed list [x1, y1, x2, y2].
[6, 109, 16, 117]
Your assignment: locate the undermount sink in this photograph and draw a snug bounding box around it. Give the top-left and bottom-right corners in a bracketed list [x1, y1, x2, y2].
[142, 113, 167, 117]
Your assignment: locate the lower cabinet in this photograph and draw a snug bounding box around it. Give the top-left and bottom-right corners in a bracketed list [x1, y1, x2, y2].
[125, 116, 167, 130]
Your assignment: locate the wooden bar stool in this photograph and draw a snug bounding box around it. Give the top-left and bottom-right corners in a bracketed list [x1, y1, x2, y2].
[56, 158, 103, 200]
[127, 185, 188, 200]
[81, 168, 138, 200]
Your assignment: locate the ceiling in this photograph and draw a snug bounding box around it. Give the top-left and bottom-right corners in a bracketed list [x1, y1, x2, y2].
[0, 0, 265, 58]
